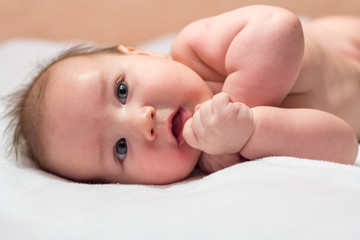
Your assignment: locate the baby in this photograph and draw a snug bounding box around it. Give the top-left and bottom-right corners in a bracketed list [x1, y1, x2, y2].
[5, 5, 360, 184]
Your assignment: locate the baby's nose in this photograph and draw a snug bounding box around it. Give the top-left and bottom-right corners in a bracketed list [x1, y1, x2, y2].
[135, 106, 156, 141]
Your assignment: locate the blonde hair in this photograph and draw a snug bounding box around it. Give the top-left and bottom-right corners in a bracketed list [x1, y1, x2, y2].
[3, 44, 120, 168]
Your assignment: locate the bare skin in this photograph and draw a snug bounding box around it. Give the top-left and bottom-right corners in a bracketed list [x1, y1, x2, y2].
[288, 17, 360, 138]
[40, 6, 359, 183]
[171, 5, 359, 173]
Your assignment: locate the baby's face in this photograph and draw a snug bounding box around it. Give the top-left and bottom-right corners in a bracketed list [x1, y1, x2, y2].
[42, 53, 212, 184]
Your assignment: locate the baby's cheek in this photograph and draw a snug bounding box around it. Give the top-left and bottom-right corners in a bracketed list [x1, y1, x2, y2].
[137, 147, 198, 184]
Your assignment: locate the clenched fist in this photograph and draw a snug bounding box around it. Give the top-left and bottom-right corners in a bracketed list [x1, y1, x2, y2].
[183, 92, 254, 155]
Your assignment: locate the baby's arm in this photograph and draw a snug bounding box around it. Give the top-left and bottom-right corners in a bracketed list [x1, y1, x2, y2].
[171, 5, 304, 107]
[184, 93, 358, 173]
[244, 106, 358, 163]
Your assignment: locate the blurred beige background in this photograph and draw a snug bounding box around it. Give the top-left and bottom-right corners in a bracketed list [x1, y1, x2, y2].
[1, 0, 360, 45]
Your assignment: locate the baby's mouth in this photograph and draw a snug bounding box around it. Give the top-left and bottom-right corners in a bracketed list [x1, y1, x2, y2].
[171, 109, 182, 139]
[171, 108, 191, 145]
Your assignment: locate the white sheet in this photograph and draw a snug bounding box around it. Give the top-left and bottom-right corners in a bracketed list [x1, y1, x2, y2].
[1, 39, 360, 240]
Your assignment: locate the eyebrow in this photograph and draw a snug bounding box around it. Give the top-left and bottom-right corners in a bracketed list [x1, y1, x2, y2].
[97, 133, 107, 172]
[99, 73, 110, 107]
[97, 74, 110, 167]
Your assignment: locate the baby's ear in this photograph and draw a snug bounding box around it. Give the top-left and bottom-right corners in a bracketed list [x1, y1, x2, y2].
[117, 45, 172, 59]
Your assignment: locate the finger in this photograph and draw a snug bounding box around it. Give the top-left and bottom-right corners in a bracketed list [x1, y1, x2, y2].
[198, 99, 214, 124]
[191, 109, 205, 135]
[194, 104, 201, 112]
[233, 102, 250, 118]
[212, 92, 231, 115]
[182, 118, 200, 149]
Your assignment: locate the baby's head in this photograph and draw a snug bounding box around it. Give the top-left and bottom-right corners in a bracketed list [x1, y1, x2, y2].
[6, 44, 213, 184]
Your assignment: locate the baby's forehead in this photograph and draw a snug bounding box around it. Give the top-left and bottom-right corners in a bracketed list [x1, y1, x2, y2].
[47, 52, 172, 84]
[46, 55, 108, 83]
[51, 54, 102, 70]
[52, 50, 124, 69]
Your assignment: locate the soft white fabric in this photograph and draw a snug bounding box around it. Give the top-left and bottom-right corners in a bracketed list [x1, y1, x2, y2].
[0, 39, 359, 240]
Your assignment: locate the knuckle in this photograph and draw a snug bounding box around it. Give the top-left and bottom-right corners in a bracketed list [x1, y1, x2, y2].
[212, 92, 231, 115]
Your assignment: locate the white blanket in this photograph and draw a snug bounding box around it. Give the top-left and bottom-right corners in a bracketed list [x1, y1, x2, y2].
[1, 39, 360, 240]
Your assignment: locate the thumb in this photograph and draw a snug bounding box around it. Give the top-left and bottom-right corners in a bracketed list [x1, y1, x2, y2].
[182, 118, 200, 149]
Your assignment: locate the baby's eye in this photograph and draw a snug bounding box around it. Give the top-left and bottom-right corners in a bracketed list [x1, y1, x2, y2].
[115, 138, 127, 161]
[117, 81, 128, 104]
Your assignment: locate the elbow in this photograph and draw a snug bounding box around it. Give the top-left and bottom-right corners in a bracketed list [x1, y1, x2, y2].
[346, 131, 359, 165]
[317, 113, 358, 165]
[255, 5, 304, 40]
[336, 124, 358, 165]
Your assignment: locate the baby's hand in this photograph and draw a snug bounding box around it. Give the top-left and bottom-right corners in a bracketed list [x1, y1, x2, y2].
[183, 92, 254, 155]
